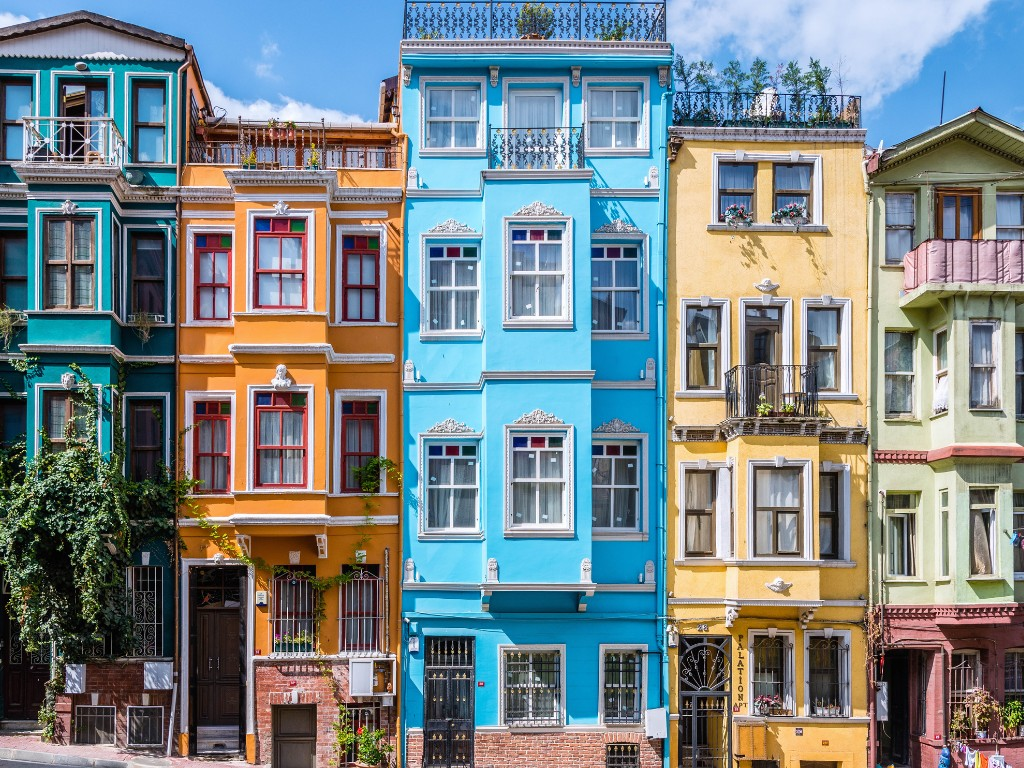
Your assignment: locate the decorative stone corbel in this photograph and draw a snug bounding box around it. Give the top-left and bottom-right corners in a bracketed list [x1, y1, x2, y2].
[765, 577, 793, 594]
[60, 372, 77, 390]
[580, 558, 593, 584]
[271, 364, 293, 389]
[315, 534, 328, 559]
[645, 357, 656, 383]
[486, 558, 499, 583]
[647, 165, 659, 190]
[402, 65, 413, 87]
[570, 66, 581, 87]
[235, 535, 251, 558]
[60, 199, 78, 215]
[725, 606, 740, 628]
[800, 609, 816, 629]
[658, 65, 670, 88]
[489, 65, 499, 87]
[644, 560, 655, 584]
[272, 200, 290, 216]
[407, 166, 418, 190]
[404, 359, 415, 383]
[404, 558, 416, 583]
[288, 551, 301, 565]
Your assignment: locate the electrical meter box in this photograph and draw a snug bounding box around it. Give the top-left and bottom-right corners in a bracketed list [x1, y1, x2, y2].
[349, 658, 395, 696]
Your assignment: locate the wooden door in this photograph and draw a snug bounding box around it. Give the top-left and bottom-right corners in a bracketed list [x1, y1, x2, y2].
[196, 609, 241, 727]
[936, 188, 981, 239]
[272, 705, 316, 768]
[3, 619, 49, 719]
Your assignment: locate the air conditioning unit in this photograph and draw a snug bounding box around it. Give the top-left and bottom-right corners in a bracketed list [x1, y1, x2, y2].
[349, 658, 395, 697]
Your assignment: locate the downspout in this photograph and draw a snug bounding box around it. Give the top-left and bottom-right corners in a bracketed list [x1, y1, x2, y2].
[863, 154, 876, 768]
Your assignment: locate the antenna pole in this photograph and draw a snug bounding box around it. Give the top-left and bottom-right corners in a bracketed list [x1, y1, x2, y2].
[940, 70, 947, 125]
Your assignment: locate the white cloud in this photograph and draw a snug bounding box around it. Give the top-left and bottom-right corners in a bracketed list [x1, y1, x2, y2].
[204, 81, 365, 125]
[0, 12, 29, 26]
[668, 0, 995, 109]
[253, 38, 280, 81]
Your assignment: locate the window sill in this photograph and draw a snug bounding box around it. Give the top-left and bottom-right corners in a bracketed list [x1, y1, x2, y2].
[969, 407, 1004, 414]
[329, 491, 400, 498]
[236, 311, 328, 317]
[504, 529, 575, 539]
[817, 393, 860, 401]
[183, 321, 234, 327]
[187, 493, 234, 499]
[236, 489, 325, 496]
[706, 223, 829, 234]
[930, 409, 949, 420]
[593, 531, 647, 541]
[967, 574, 1004, 582]
[673, 557, 723, 566]
[420, 330, 483, 341]
[418, 531, 485, 541]
[331, 321, 398, 327]
[883, 416, 921, 424]
[585, 147, 650, 157]
[592, 332, 648, 341]
[885, 577, 927, 584]
[503, 319, 573, 330]
[419, 148, 486, 157]
[675, 389, 725, 399]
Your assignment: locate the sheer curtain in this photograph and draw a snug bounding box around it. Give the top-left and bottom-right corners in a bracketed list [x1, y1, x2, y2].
[281, 411, 303, 484]
[807, 309, 838, 389]
[755, 469, 801, 555]
[685, 472, 713, 554]
[971, 324, 996, 407]
[512, 91, 558, 128]
[259, 411, 281, 485]
[997, 193, 1024, 239]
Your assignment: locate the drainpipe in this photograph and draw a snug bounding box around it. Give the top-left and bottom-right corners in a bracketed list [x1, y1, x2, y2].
[863, 163, 877, 768]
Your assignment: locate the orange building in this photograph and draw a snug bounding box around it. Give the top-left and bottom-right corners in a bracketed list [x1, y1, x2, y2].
[175, 89, 405, 767]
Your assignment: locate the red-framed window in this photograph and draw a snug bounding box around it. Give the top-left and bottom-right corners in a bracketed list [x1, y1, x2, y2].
[254, 218, 306, 310]
[195, 234, 231, 320]
[340, 400, 379, 492]
[341, 234, 379, 321]
[255, 391, 307, 487]
[194, 400, 230, 493]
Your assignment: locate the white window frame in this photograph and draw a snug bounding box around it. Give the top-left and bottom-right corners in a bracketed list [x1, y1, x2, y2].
[590, 237, 645, 338]
[420, 77, 486, 155]
[801, 298, 852, 397]
[582, 77, 649, 155]
[597, 643, 647, 726]
[885, 491, 918, 579]
[498, 643, 566, 728]
[184, 390, 236, 497]
[968, 487, 998, 578]
[127, 72, 173, 166]
[503, 214, 573, 328]
[996, 192, 1024, 240]
[933, 327, 949, 415]
[969, 320, 1000, 410]
[334, 224, 388, 326]
[710, 152, 823, 226]
[738, 297, 794, 368]
[420, 231, 482, 339]
[746, 459, 812, 561]
[818, 462, 852, 561]
[245, 384, 315, 493]
[419, 434, 482, 538]
[332, 389, 388, 497]
[678, 298, 731, 396]
[244, 208, 316, 313]
[747, 629, 796, 716]
[504, 424, 573, 537]
[884, 191, 916, 266]
[884, 330, 916, 419]
[591, 436, 647, 538]
[678, 462, 732, 560]
[938, 488, 951, 579]
[803, 630, 851, 718]
[184, 224, 235, 326]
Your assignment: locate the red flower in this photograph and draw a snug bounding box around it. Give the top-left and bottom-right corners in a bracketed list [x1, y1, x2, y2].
[357, 727, 364, 735]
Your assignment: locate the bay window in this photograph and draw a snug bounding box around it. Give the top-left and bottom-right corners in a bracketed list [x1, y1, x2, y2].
[969, 322, 999, 408]
[969, 488, 996, 576]
[509, 433, 567, 529]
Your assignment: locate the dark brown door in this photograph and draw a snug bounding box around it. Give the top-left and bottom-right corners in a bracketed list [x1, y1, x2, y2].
[272, 705, 316, 768]
[936, 188, 981, 239]
[745, 306, 782, 366]
[196, 609, 241, 727]
[3, 620, 49, 720]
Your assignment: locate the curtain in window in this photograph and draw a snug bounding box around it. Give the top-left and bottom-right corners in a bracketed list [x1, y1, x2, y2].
[197, 418, 228, 490]
[685, 472, 713, 554]
[971, 325, 996, 407]
[512, 91, 558, 128]
[756, 469, 800, 507]
[281, 410, 304, 484]
[719, 163, 754, 190]
[198, 251, 230, 318]
[884, 332, 913, 414]
[886, 194, 914, 226]
[807, 309, 838, 389]
[259, 411, 281, 484]
[971, 509, 993, 575]
[281, 238, 303, 305]
[686, 307, 718, 387]
[776, 164, 810, 191]
[452, 90, 479, 146]
[452, 456, 477, 527]
[819, 474, 837, 558]
[997, 194, 1024, 240]
[756, 469, 800, 555]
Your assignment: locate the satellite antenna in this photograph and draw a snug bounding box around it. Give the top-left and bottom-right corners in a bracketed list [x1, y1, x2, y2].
[125, 168, 145, 185]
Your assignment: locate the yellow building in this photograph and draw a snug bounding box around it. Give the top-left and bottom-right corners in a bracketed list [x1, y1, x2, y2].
[667, 93, 869, 768]
[175, 87, 405, 767]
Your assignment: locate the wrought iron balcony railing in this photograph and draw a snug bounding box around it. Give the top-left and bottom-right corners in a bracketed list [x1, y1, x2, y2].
[404, 0, 667, 42]
[22, 117, 127, 167]
[674, 91, 861, 129]
[725, 364, 819, 419]
[489, 126, 583, 170]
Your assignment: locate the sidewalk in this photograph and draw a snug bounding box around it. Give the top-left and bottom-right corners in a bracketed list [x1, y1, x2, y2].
[0, 734, 248, 768]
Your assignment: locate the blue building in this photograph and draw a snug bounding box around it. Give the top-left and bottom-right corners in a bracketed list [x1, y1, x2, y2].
[0, 11, 199, 745]
[398, 3, 672, 766]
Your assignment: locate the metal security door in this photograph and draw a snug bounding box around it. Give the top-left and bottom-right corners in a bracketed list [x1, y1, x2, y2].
[678, 637, 731, 768]
[424, 637, 474, 767]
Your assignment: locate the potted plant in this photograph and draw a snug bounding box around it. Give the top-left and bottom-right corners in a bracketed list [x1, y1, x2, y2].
[516, 2, 555, 39]
[755, 394, 772, 417]
[1003, 699, 1024, 738]
[284, 120, 296, 140]
[754, 694, 781, 716]
[306, 142, 320, 170]
[354, 726, 394, 767]
[242, 149, 258, 169]
[780, 403, 797, 416]
[950, 708, 972, 740]
[599, 20, 630, 41]
[195, 117, 206, 136]
[0, 305, 27, 350]
[723, 203, 753, 228]
[968, 687, 1001, 739]
[267, 118, 279, 139]
[771, 202, 809, 228]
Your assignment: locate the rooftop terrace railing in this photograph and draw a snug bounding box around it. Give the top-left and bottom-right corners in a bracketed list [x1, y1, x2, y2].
[674, 90, 862, 129]
[403, 0, 667, 42]
[22, 116, 126, 167]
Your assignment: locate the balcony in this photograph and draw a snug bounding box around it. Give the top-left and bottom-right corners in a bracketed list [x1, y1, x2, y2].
[725, 364, 819, 419]
[403, 0, 667, 42]
[190, 120, 400, 170]
[902, 238, 1024, 307]
[673, 91, 861, 129]
[22, 117, 126, 167]
[488, 126, 583, 170]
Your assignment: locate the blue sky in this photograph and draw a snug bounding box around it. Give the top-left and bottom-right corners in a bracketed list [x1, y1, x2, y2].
[1, 0, 1022, 146]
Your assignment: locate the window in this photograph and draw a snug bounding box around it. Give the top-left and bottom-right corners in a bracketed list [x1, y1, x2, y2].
[884, 331, 915, 417]
[128, 399, 163, 480]
[195, 234, 231, 320]
[949, 651, 982, 716]
[510, 433, 566, 528]
[886, 493, 917, 577]
[683, 470, 716, 556]
[997, 194, 1024, 240]
[131, 235, 165, 317]
[751, 634, 793, 714]
[773, 164, 811, 212]
[340, 400, 379, 493]
[718, 163, 754, 221]
[807, 635, 849, 717]
[1006, 650, 1024, 703]
[592, 244, 640, 332]
[606, 744, 640, 768]
[602, 649, 642, 724]
[508, 227, 565, 321]
[969, 488, 996, 576]
[753, 467, 802, 557]
[807, 308, 840, 391]
[502, 648, 562, 726]
[884, 193, 915, 265]
[936, 189, 980, 240]
[254, 392, 307, 488]
[272, 568, 316, 655]
[588, 88, 641, 149]
[916, 653, 931, 735]
[970, 322, 999, 408]
[43, 391, 89, 451]
[193, 400, 230, 493]
[1017, 332, 1024, 418]
[341, 234, 380, 321]
[126, 706, 163, 746]
[0, 398, 25, 445]
[934, 328, 949, 414]
[74, 706, 115, 745]
[425, 86, 481, 149]
[939, 489, 950, 578]
[592, 442, 639, 532]
[424, 443, 478, 531]
[1, 79, 31, 161]
[0, 232, 27, 310]
[684, 305, 721, 389]
[818, 472, 839, 560]
[426, 243, 478, 332]
[339, 565, 382, 653]
[45, 217, 93, 309]
[254, 217, 305, 309]
[132, 81, 166, 163]
[1015, 492, 1024, 574]
[127, 565, 163, 657]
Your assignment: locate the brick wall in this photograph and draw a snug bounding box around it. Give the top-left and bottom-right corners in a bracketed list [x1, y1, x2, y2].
[406, 729, 662, 768]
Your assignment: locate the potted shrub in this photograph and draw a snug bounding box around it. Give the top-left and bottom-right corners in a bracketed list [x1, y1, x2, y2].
[771, 202, 809, 228]
[1003, 699, 1024, 738]
[195, 117, 206, 136]
[242, 149, 258, 169]
[0, 305, 27, 350]
[723, 203, 753, 228]
[755, 394, 772, 417]
[267, 118, 279, 139]
[354, 726, 394, 767]
[306, 142, 320, 170]
[950, 708, 972, 741]
[967, 688, 1001, 739]
[516, 2, 555, 39]
[284, 120, 296, 140]
[780, 403, 797, 416]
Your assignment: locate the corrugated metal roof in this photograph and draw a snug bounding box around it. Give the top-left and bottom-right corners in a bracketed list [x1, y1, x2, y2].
[0, 10, 185, 49]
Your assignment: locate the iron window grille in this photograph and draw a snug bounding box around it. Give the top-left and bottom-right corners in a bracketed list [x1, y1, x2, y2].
[949, 651, 982, 722]
[126, 705, 163, 746]
[502, 649, 562, 726]
[426, 636, 475, 667]
[1006, 651, 1024, 703]
[272, 569, 317, 656]
[603, 650, 642, 724]
[751, 635, 794, 714]
[340, 566, 384, 654]
[606, 744, 640, 768]
[592, 442, 640, 531]
[426, 243, 479, 332]
[807, 637, 849, 717]
[591, 244, 640, 332]
[128, 565, 163, 657]
[74, 705, 115, 745]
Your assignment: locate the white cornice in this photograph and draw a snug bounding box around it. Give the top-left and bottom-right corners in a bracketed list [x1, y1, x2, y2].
[482, 169, 592, 181]
[401, 40, 672, 56]
[403, 581, 653, 592]
[404, 369, 596, 391]
[224, 169, 338, 190]
[19, 343, 174, 364]
[668, 126, 868, 144]
[179, 514, 399, 527]
[179, 186, 234, 203]
[332, 187, 403, 205]
[227, 343, 395, 365]
[178, 354, 234, 364]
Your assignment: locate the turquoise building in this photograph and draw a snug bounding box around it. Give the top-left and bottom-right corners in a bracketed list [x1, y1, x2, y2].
[0, 11, 195, 746]
[398, 3, 672, 766]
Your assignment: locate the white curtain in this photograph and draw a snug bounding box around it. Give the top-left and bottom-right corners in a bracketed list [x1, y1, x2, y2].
[512, 91, 558, 128]
[776, 164, 811, 191]
[971, 509, 994, 575]
[719, 163, 753, 190]
[259, 411, 281, 484]
[755, 469, 801, 555]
